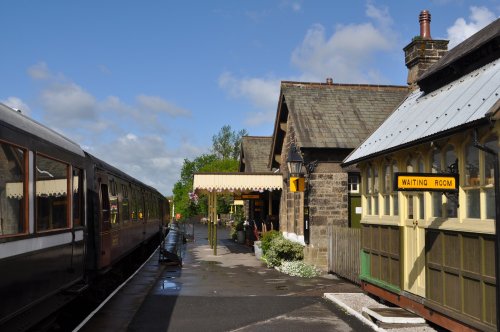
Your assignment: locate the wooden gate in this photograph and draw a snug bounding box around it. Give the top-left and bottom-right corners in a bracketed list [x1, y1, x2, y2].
[328, 225, 361, 284]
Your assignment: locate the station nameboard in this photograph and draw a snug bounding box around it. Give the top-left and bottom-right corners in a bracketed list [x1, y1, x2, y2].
[394, 172, 459, 192]
[234, 194, 262, 200]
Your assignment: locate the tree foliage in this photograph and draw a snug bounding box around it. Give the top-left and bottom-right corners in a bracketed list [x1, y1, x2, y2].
[172, 125, 247, 220]
[211, 125, 248, 160]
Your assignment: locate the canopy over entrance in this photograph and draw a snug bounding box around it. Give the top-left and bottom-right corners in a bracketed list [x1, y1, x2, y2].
[193, 172, 283, 255]
[193, 172, 282, 194]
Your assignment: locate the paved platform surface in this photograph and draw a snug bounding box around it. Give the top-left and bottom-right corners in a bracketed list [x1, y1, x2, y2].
[76, 224, 441, 332]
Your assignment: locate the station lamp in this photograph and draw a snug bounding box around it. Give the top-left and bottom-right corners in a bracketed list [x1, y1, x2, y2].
[286, 143, 305, 192]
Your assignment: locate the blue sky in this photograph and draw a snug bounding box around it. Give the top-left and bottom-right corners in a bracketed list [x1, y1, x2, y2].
[1, 0, 498, 195]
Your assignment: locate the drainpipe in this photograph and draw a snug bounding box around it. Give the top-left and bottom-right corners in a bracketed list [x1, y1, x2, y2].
[473, 129, 500, 331]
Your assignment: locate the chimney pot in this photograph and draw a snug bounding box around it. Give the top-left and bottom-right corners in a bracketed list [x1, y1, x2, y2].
[326, 77, 333, 84]
[419, 10, 431, 39]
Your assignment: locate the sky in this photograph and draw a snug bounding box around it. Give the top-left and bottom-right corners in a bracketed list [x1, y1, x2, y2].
[1, 0, 499, 196]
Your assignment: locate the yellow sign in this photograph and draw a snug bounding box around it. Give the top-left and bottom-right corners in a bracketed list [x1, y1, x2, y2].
[395, 173, 458, 191]
[290, 177, 305, 192]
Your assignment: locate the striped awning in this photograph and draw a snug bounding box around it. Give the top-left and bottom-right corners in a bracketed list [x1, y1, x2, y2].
[193, 173, 283, 194]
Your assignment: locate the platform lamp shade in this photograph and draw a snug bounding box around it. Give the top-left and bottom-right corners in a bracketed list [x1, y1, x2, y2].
[287, 143, 305, 192]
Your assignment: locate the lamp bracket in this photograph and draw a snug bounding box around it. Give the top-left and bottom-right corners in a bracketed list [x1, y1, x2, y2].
[305, 160, 318, 175]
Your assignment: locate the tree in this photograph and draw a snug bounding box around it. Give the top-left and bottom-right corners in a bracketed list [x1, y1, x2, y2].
[172, 126, 247, 220]
[211, 125, 248, 160]
[172, 154, 218, 219]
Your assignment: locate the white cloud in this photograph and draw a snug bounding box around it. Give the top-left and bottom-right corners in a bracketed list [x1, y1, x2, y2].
[280, 0, 302, 12]
[1, 96, 32, 116]
[23, 62, 195, 195]
[447, 6, 498, 48]
[89, 133, 185, 195]
[218, 72, 280, 125]
[365, 1, 393, 28]
[291, 2, 395, 83]
[28, 62, 51, 80]
[40, 82, 98, 123]
[136, 94, 191, 117]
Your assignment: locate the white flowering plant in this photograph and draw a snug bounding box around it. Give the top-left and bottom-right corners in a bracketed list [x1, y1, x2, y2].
[188, 192, 199, 205]
[276, 260, 321, 278]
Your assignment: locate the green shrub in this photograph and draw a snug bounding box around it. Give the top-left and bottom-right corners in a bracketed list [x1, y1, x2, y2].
[260, 230, 281, 254]
[230, 220, 244, 240]
[263, 236, 304, 267]
[276, 261, 321, 278]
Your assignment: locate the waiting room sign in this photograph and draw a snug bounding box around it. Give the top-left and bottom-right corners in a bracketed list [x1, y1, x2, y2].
[394, 172, 459, 192]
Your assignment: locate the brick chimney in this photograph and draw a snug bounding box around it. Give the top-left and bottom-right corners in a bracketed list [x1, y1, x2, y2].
[403, 10, 449, 89]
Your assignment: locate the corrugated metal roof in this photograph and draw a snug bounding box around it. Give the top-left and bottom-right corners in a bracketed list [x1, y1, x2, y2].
[344, 58, 500, 165]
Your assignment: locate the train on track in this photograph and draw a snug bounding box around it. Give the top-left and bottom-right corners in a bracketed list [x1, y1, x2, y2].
[0, 103, 169, 331]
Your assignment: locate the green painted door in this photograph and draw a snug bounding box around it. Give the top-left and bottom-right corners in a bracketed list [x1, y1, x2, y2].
[349, 194, 361, 228]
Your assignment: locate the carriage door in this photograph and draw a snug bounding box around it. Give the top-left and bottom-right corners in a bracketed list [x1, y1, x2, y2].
[97, 171, 112, 268]
[403, 159, 426, 297]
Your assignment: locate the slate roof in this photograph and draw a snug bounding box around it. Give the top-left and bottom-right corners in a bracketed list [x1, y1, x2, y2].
[239, 136, 273, 172]
[281, 82, 409, 149]
[344, 19, 500, 166]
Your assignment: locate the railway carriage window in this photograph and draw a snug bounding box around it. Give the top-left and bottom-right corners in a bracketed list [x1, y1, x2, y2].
[109, 179, 119, 226]
[138, 190, 144, 220]
[36, 155, 69, 231]
[73, 168, 83, 227]
[121, 184, 130, 223]
[131, 188, 137, 221]
[484, 135, 498, 219]
[465, 142, 480, 218]
[0, 143, 26, 235]
[100, 183, 110, 223]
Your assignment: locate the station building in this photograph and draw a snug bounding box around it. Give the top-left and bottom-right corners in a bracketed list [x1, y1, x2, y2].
[269, 80, 408, 270]
[343, 17, 500, 332]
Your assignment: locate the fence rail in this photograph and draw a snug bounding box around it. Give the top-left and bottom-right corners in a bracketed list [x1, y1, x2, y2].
[328, 225, 361, 285]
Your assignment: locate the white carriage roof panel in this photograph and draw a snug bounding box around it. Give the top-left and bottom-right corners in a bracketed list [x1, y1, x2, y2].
[193, 173, 283, 194]
[0, 103, 84, 157]
[344, 59, 500, 165]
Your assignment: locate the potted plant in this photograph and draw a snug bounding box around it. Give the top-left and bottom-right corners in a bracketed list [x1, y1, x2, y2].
[235, 220, 245, 244]
[230, 207, 245, 244]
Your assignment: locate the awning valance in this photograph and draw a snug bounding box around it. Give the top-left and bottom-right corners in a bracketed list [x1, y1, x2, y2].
[193, 173, 283, 194]
[6, 178, 78, 199]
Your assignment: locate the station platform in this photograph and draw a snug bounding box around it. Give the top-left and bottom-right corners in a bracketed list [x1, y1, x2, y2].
[74, 225, 436, 332]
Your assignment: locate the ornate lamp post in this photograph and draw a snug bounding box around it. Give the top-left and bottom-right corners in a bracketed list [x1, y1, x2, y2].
[286, 143, 315, 244]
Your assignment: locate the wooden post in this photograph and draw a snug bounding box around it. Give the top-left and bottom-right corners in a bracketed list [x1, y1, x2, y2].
[207, 191, 218, 255]
[213, 192, 218, 255]
[208, 192, 212, 248]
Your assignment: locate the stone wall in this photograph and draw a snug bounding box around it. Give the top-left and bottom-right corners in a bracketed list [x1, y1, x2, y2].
[303, 165, 349, 271]
[276, 119, 350, 271]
